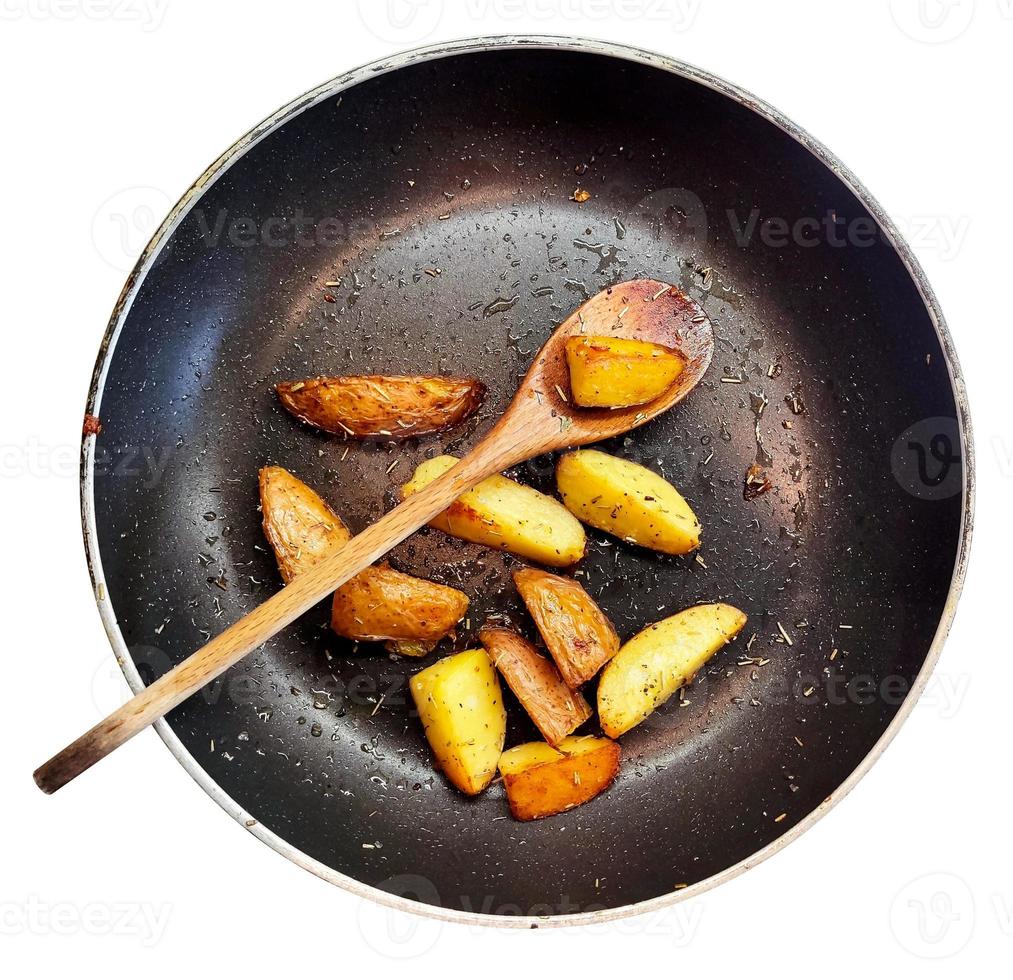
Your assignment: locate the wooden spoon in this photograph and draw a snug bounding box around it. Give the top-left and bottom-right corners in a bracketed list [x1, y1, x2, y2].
[34, 279, 713, 793]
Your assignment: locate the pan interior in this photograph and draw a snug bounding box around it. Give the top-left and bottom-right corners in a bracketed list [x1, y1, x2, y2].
[90, 46, 964, 918]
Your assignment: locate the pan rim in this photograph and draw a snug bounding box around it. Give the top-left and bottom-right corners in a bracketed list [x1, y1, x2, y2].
[79, 34, 975, 928]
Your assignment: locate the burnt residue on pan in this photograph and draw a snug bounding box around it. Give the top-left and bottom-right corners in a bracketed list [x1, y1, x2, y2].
[88, 44, 966, 919]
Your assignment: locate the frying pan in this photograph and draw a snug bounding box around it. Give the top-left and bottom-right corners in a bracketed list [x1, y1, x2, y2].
[82, 36, 972, 925]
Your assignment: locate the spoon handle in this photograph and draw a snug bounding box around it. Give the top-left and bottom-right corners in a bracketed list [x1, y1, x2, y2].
[34, 432, 535, 794]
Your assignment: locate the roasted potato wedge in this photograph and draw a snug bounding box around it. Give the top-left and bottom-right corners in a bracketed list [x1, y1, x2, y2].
[480, 626, 591, 746]
[597, 603, 747, 737]
[276, 375, 485, 439]
[259, 466, 467, 656]
[401, 455, 586, 567]
[556, 449, 701, 555]
[498, 735, 620, 821]
[410, 648, 506, 795]
[259, 465, 351, 582]
[513, 567, 619, 687]
[331, 563, 468, 655]
[564, 336, 685, 408]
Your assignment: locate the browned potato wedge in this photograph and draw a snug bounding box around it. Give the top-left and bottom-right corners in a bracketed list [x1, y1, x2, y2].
[259, 465, 351, 582]
[498, 735, 620, 821]
[331, 563, 468, 654]
[513, 567, 619, 687]
[259, 466, 467, 655]
[410, 648, 506, 795]
[401, 455, 586, 567]
[564, 336, 685, 408]
[479, 626, 591, 746]
[276, 375, 485, 439]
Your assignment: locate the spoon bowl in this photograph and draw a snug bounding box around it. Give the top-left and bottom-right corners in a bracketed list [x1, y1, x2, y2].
[34, 279, 712, 794]
[495, 278, 713, 455]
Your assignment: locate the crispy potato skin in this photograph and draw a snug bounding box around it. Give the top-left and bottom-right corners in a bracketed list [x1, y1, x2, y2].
[598, 603, 747, 737]
[259, 466, 351, 583]
[556, 449, 701, 555]
[564, 336, 685, 408]
[498, 736, 620, 821]
[410, 649, 506, 795]
[480, 626, 591, 746]
[513, 567, 619, 687]
[276, 375, 485, 439]
[401, 455, 586, 567]
[331, 564, 468, 652]
[259, 466, 467, 655]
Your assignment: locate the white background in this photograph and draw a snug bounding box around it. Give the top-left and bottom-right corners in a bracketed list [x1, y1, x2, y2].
[1, 0, 1009, 971]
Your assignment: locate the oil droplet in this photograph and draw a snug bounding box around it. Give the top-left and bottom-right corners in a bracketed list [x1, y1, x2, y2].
[482, 295, 519, 318]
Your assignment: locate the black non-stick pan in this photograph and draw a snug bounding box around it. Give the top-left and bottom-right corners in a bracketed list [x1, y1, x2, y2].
[81, 36, 972, 925]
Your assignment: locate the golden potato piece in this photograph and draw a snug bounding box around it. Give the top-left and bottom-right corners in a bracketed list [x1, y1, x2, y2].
[259, 466, 467, 655]
[410, 648, 506, 795]
[479, 626, 591, 746]
[259, 465, 351, 583]
[331, 564, 468, 655]
[498, 735, 620, 821]
[276, 375, 485, 439]
[564, 336, 685, 408]
[597, 603, 747, 737]
[556, 449, 701, 555]
[513, 567, 619, 688]
[401, 455, 586, 567]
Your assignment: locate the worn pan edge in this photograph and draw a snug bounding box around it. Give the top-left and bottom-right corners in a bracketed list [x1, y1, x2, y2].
[78, 34, 975, 929]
